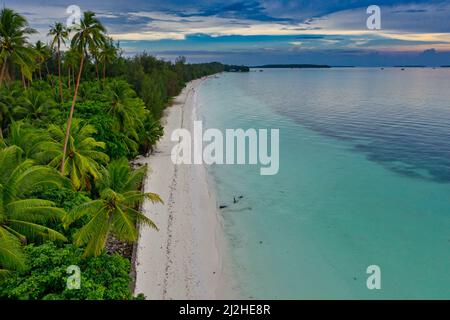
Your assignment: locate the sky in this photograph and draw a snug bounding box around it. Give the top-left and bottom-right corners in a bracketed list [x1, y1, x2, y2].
[5, 0, 450, 66]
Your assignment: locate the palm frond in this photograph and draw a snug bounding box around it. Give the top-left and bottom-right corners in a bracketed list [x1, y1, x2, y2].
[73, 208, 110, 257]
[126, 207, 158, 231]
[0, 232, 26, 272]
[8, 220, 67, 242]
[111, 206, 138, 241]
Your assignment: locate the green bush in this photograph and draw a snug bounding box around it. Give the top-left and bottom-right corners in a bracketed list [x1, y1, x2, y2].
[32, 186, 91, 211]
[0, 242, 137, 300]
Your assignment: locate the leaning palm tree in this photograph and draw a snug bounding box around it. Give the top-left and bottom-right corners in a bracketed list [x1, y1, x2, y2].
[37, 119, 109, 190]
[65, 158, 161, 257]
[48, 22, 69, 102]
[0, 146, 68, 247]
[0, 8, 36, 87]
[61, 12, 106, 174]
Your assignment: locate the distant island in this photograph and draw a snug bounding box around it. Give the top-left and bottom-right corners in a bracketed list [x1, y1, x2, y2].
[224, 65, 250, 72]
[394, 65, 426, 68]
[251, 64, 331, 69]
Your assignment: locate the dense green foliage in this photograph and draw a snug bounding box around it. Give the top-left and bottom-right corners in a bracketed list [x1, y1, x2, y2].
[0, 242, 135, 300]
[0, 7, 224, 299]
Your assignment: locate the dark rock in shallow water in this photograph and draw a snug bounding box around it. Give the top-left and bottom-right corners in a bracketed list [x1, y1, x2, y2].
[219, 205, 228, 209]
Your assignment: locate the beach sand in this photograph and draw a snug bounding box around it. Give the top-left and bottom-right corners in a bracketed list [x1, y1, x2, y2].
[133, 78, 231, 299]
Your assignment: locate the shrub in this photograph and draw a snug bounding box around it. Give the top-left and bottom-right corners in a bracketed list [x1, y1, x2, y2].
[0, 242, 137, 300]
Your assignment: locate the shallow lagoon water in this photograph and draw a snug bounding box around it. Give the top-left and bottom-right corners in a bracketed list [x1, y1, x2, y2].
[197, 68, 450, 299]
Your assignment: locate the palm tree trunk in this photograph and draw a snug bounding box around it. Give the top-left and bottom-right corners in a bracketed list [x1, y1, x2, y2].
[61, 53, 85, 174]
[21, 70, 26, 88]
[95, 60, 99, 80]
[103, 63, 106, 82]
[72, 67, 75, 87]
[0, 125, 3, 140]
[39, 65, 42, 80]
[45, 63, 55, 88]
[68, 67, 71, 90]
[57, 42, 64, 103]
[0, 56, 8, 87]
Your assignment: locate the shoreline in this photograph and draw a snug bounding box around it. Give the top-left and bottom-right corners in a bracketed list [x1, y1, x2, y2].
[133, 77, 233, 299]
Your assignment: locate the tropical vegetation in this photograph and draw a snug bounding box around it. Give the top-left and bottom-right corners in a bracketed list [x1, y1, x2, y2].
[0, 7, 226, 299]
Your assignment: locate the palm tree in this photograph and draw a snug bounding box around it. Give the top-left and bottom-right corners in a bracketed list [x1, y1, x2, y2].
[98, 37, 117, 82]
[0, 146, 68, 247]
[33, 40, 50, 80]
[65, 158, 161, 257]
[38, 119, 109, 190]
[0, 121, 49, 159]
[61, 12, 106, 174]
[64, 48, 80, 90]
[0, 8, 36, 87]
[48, 22, 69, 103]
[141, 113, 163, 155]
[91, 47, 100, 80]
[104, 80, 148, 154]
[15, 88, 56, 121]
[105, 80, 146, 133]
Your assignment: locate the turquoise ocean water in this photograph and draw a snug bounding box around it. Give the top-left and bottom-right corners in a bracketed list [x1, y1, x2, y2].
[197, 68, 450, 299]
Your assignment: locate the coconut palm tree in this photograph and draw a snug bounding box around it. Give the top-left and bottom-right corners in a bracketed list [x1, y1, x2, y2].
[0, 121, 48, 158]
[98, 37, 117, 82]
[0, 8, 36, 87]
[48, 22, 69, 103]
[65, 158, 161, 257]
[33, 40, 50, 81]
[61, 12, 106, 174]
[141, 113, 163, 155]
[105, 80, 146, 133]
[63, 47, 80, 90]
[15, 88, 56, 121]
[104, 80, 149, 154]
[0, 146, 68, 247]
[38, 119, 109, 190]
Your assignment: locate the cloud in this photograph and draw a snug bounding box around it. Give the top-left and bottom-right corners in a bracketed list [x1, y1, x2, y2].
[5, 0, 450, 64]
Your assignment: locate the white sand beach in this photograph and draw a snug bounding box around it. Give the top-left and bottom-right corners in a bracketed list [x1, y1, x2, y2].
[133, 78, 231, 299]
